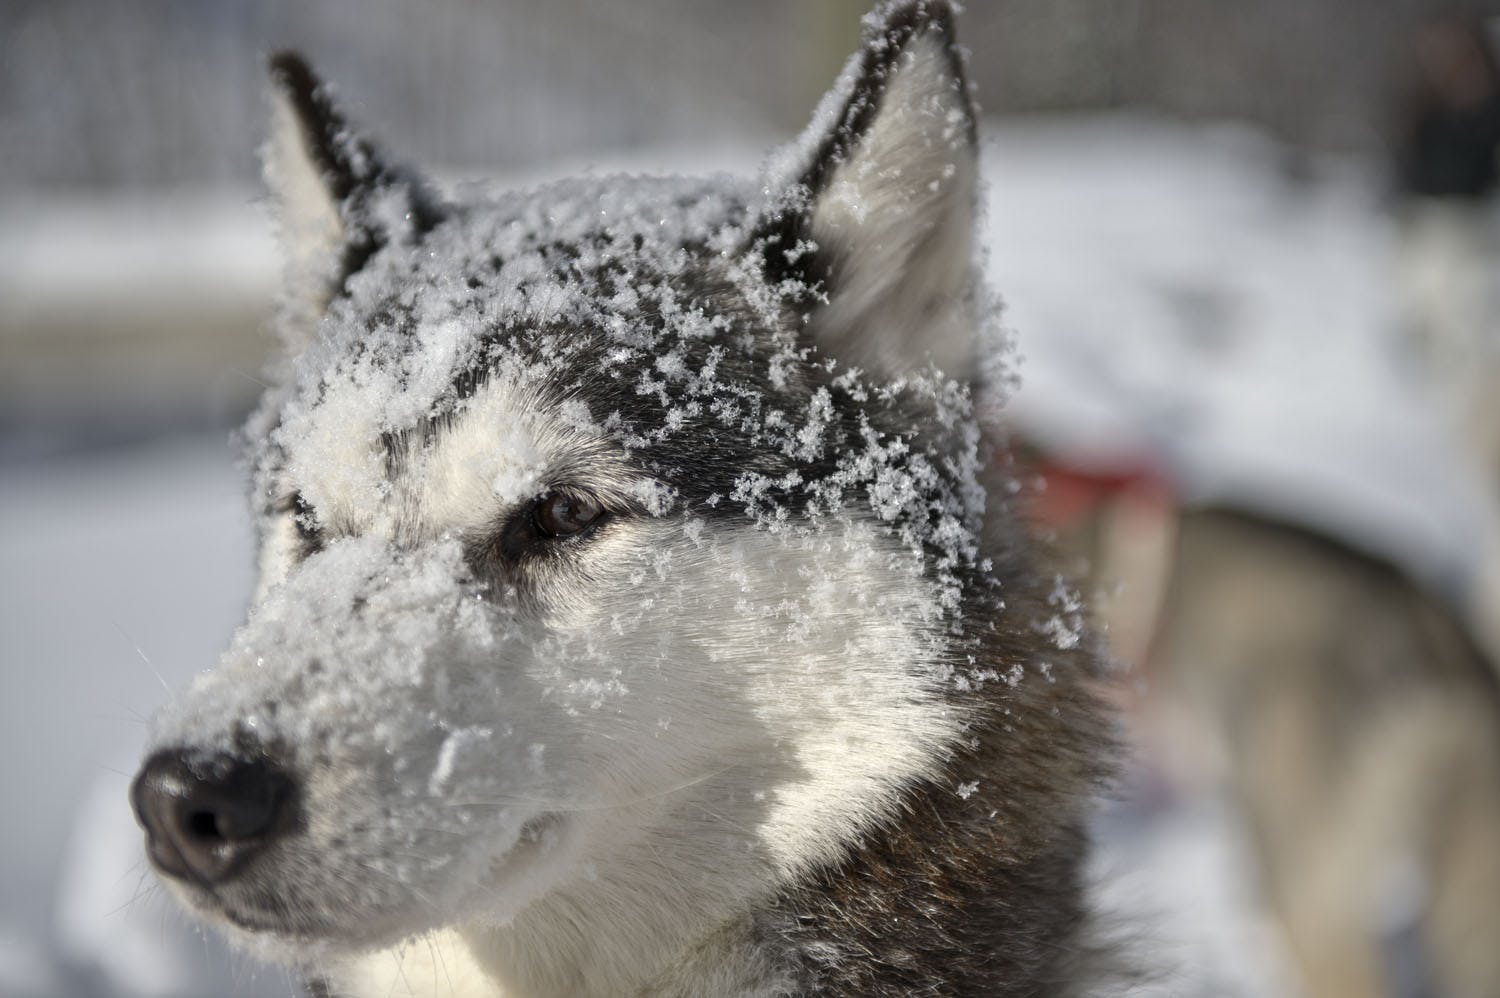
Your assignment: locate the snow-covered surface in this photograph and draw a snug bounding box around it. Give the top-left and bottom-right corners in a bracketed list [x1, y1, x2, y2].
[987, 114, 1493, 599]
[4, 112, 1494, 995]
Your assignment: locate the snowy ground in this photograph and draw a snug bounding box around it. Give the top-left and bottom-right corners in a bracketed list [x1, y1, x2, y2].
[3, 113, 1495, 996]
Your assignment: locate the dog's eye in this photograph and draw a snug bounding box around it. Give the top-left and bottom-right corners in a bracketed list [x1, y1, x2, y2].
[486, 489, 610, 564]
[534, 492, 604, 538]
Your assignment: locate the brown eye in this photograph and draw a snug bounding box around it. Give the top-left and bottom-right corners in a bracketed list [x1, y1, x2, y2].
[489, 489, 613, 563]
[533, 492, 604, 538]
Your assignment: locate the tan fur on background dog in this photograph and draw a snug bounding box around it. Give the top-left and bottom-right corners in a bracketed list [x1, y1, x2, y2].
[1155, 509, 1500, 998]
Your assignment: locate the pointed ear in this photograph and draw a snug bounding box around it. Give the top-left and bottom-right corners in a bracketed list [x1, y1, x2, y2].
[262, 52, 445, 347]
[759, 1, 981, 383]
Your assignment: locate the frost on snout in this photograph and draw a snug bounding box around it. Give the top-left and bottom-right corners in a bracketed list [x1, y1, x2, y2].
[154, 538, 503, 762]
[143, 537, 556, 945]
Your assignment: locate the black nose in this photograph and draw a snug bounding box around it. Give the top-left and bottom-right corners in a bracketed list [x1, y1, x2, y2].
[130, 748, 293, 886]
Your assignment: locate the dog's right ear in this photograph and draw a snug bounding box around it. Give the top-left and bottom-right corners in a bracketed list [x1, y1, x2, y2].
[263, 52, 444, 349]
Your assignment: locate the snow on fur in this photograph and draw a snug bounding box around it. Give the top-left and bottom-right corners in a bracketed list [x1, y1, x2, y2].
[137, 7, 1100, 997]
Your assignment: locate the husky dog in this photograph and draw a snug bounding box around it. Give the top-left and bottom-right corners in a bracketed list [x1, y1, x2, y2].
[1152, 508, 1500, 998]
[130, 4, 1110, 995]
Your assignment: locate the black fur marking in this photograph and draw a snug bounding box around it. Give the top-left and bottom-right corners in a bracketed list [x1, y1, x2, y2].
[798, 1, 975, 214]
[266, 52, 376, 207]
[290, 492, 325, 558]
[266, 50, 448, 289]
[272, 490, 325, 561]
[752, 0, 976, 289]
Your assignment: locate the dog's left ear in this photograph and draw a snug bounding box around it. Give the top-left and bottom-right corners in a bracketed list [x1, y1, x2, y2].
[757, 1, 980, 383]
[263, 52, 445, 349]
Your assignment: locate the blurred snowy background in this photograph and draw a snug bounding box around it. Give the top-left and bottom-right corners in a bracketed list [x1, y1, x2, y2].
[4, 1, 1500, 995]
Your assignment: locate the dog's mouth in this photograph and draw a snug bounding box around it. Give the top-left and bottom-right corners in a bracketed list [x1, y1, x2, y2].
[134, 740, 582, 945]
[482, 811, 570, 888]
[156, 810, 572, 947]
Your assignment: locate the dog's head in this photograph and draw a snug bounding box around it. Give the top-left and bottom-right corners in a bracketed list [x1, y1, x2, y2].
[134, 0, 997, 963]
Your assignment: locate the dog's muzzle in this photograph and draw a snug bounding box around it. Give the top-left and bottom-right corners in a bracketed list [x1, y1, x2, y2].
[131, 748, 295, 887]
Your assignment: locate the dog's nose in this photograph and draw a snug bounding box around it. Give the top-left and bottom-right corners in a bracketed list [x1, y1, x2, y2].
[130, 748, 292, 885]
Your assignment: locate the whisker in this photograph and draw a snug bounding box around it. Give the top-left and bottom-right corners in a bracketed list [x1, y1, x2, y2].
[104, 877, 159, 920]
[426, 928, 457, 997]
[86, 713, 149, 727]
[345, 858, 444, 918]
[103, 697, 150, 723]
[227, 364, 272, 390]
[386, 938, 415, 998]
[112, 621, 173, 697]
[446, 763, 735, 814]
[115, 859, 147, 887]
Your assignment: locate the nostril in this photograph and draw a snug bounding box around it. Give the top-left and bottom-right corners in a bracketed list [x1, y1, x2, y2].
[188, 810, 221, 840]
[131, 748, 295, 886]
